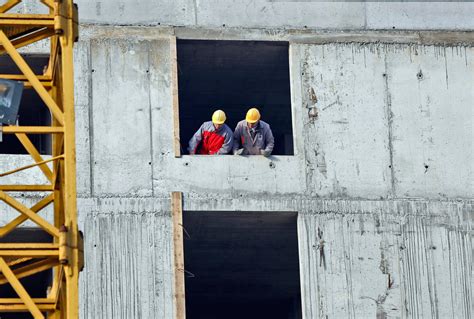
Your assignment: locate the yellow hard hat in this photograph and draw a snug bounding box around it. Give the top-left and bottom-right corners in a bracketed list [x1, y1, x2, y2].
[246, 108, 261, 124]
[212, 109, 226, 124]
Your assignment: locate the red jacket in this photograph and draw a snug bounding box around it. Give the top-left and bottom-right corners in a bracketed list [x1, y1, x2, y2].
[188, 121, 234, 155]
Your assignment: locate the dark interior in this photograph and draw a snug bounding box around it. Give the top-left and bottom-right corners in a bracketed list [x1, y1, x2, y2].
[183, 211, 302, 319]
[0, 54, 51, 154]
[0, 228, 52, 319]
[177, 40, 293, 155]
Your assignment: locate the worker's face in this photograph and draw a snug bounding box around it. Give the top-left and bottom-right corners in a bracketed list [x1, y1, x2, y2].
[214, 123, 223, 130]
[247, 121, 258, 129]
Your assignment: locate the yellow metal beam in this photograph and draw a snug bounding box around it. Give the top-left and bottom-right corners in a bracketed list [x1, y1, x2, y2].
[40, 0, 54, 11]
[14, 133, 55, 181]
[0, 17, 54, 27]
[0, 298, 55, 304]
[0, 0, 21, 14]
[0, 184, 53, 191]
[0, 1, 82, 316]
[2, 126, 64, 134]
[0, 304, 56, 312]
[0, 257, 45, 319]
[0, 258, 58, 285]
[0, 250, 58, 257]
[0, 244, 58, 249]
[0, 27, 54, 55]
[0, 191, 60, 238]
[0, 74, 51, 81]
[5, 257, 32, 267]
[0, 74, 52, 88]
[0, 29, 64, 125]
[58, 2, 81, 316]
[0, 194, 54, 238]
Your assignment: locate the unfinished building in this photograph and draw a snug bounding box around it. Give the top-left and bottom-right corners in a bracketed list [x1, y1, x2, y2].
[1, 1, 473, 318]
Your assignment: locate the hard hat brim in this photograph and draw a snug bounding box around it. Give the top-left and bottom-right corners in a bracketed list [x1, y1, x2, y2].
[246, 118, 259, 124]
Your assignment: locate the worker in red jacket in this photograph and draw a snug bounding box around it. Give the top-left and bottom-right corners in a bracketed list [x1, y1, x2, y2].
[188, 110, 234, 155]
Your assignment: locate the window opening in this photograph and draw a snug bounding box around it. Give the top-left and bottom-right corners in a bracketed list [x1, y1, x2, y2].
[0, 228, 53, 319]
[177, 40, 293, 156]
[183, 211, 302, 319]
[0, 54, 51, 155]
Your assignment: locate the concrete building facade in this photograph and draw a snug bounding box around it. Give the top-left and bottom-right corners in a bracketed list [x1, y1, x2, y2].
[1, 1, 473, 318]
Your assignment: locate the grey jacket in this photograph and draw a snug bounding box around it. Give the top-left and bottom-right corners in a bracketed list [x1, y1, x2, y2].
[232, 120, 275, 155]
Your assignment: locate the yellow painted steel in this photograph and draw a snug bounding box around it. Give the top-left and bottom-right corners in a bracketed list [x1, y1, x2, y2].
[0, 1, 82, 318]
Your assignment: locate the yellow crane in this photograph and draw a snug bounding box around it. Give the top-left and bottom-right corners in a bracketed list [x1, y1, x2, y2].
[0, 0, 83, 318]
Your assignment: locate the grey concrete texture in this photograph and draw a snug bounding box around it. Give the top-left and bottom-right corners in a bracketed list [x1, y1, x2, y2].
[72, 1, 474, 31]
[73, 29, 473, 200]
[1, 22, 473, 319]
[12, 0, 474, 31]
[78, 207, 174, 318]
[298, 44, 474, 199]
[75, 197, 472, 318]
[67, 27, 473, 318]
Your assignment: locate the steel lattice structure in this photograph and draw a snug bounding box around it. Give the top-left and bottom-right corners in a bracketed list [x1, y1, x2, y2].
[0, 1, 82, 318]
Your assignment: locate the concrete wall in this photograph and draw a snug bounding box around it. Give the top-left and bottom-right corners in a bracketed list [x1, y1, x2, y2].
[77, 1, 474, 31]
[1, 1, 473, 318]
[68, 26, 472, 318]
[12, 1, 474, 30]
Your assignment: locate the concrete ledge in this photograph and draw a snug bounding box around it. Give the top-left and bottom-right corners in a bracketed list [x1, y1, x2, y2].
[76, 196, 473, 218]
[79, 25, 474, 46]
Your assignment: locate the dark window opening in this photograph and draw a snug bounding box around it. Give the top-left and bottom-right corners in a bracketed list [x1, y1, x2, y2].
[0, 228, 53, 319]
[184, 211, 302, 319]
[178, 40, 294, 155]
[0, 54, 51, 155]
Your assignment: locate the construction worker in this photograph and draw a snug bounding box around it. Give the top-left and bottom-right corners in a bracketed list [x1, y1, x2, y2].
[188, 110, 234, 155]
[233, 107, 274, 157]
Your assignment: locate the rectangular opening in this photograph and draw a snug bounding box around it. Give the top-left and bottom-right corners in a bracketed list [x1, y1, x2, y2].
[177, 40, 294, 156]
[183, 211, 302, 319]
[0, 228, 53, 319]
[0, 54, 52, 155]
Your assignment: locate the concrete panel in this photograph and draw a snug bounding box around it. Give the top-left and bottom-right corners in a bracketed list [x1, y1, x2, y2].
[75, 41, 92, 196]
[76, 102, 91, 196]
[148, 38, 174, 165]
[300, 44, 391, 199]
[298, 206, 473, 319]
[9, 1, 474, 31]
[78, 210, 174, 319]
[75, 0, 195, 26]
[73, 197, 471, 319]
[289, 44, 305, 158]
[154, 155, 305, 197]
[387, 46, 473, 198]
[366, 3, 474, 31]
[195, 0, 365, 29]
[74, 40, 91, 108]
[72, 1, 474, 31]
[90, 38, 153, 196]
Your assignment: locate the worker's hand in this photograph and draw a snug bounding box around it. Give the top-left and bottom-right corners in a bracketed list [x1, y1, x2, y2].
[234, 148, 244, 155]
[261, 150, 271, 157]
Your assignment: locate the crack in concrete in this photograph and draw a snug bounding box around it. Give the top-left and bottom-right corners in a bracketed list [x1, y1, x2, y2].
[383, 53, 396, 198]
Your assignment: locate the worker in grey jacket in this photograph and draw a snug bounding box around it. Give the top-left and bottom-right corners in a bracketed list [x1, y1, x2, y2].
[233, 108, 274, 157]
